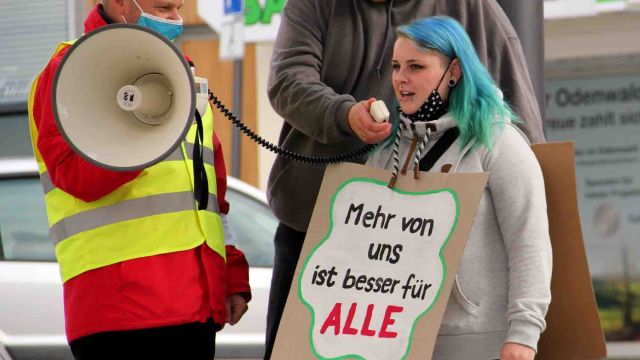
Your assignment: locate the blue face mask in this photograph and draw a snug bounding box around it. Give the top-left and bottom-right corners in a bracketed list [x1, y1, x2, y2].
[131, 0, 183, 42]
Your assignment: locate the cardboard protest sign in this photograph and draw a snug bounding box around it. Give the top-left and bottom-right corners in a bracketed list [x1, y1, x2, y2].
[534, 142, 607, 360]
[272, 162, 488, 360]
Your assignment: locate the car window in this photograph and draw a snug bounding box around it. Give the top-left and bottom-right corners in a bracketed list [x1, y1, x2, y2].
[0, 175, 277, 267]
[0, 177, 54, 261]
[225, 188, 276, 268]
[0, 113, 35, 158]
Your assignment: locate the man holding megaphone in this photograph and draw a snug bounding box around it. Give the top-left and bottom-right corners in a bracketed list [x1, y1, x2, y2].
[27, 1, 251, 359]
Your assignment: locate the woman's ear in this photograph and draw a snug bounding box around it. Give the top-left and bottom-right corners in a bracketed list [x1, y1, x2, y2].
[450, 58, 462, 81]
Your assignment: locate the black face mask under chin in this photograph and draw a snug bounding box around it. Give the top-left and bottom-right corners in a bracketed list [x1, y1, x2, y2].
[398, 60, 454, 122]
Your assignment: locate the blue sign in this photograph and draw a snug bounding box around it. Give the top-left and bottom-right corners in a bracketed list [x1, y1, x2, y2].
[224, 0, 243, 14]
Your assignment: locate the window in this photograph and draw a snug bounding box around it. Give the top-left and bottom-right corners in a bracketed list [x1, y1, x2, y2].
[226, 188, 277, 268]
[0, 1, 69, 109]
[0, 176, 53, 262]
[0, 113, 35, 158]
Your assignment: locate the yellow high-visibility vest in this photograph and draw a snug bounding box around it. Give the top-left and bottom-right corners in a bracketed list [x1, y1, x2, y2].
[28, 41, 225, 282]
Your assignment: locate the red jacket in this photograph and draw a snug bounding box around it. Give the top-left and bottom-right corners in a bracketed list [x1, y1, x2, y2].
[31, 5, 250, 342]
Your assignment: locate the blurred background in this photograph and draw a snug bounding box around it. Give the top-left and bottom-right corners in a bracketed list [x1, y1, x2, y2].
[1, 0, 640, 358]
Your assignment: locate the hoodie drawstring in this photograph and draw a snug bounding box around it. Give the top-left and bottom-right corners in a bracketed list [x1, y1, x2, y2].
[387, 126, 403, 189]
[413, 129, 431, 179]
[387, 125, 432, 188]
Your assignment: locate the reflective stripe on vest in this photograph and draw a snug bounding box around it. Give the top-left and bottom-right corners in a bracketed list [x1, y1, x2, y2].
[49, 192, 219, 245]
[28, 40, 225, 282]
[39, 143, 214, 195]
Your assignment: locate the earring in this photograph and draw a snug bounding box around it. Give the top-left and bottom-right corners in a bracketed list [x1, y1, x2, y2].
[448, 78, 457, 87]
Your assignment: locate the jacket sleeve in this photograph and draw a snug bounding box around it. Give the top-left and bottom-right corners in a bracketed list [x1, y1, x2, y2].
[484, 125, 552, 351]
[212, 131, 251, 300]
[225, 244, 251, 301]
[267, 0, 356, 144]
[482, 2, 546, 144]
[32, 48, 141, 202]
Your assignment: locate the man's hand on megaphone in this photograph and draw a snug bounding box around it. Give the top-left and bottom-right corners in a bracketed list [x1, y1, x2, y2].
[348, 98, 392, 144]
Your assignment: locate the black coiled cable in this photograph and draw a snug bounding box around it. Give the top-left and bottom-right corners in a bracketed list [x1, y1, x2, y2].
[209, 91, 376, 165]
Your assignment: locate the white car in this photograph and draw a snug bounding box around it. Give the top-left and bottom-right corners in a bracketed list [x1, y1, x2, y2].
[0, 158, 276, 360]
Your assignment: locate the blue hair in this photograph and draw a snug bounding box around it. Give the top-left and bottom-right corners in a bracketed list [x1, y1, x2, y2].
[391, 16, 516, 149]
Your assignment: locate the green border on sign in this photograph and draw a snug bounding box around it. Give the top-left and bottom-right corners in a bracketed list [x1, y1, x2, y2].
[297, 177, 460, 360]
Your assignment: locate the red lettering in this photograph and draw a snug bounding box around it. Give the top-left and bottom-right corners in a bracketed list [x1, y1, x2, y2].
[343, 303, 358, 335]
[360, 304, 376, 337]
[320, 302, 342, 335]
[319, 303, 403, 338]
[379, 305, 403, 338]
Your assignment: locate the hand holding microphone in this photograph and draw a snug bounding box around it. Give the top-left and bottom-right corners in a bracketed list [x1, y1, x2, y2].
[369, 99, 390, 123]
[347, 97, 391, 144]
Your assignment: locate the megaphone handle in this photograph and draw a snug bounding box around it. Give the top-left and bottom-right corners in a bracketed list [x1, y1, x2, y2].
[193, 109, 209, 210]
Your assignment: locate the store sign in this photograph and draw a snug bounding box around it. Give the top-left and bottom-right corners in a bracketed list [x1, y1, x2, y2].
[201, 0, 633, 41]
[219, 0, 244, 60]
[245, 0, 286, 42]
[198, 0, 285, 43]
[545, 74, 640, 341]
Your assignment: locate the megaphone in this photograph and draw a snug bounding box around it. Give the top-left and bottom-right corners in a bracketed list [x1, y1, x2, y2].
[52, 24, 199, 171]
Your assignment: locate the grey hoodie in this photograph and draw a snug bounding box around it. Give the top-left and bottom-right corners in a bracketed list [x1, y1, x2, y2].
[367, 114, 552, 358]
[267, 0, 545, 232]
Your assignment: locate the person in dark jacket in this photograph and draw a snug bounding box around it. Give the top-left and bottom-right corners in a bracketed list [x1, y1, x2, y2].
[264, 1, 545, 358]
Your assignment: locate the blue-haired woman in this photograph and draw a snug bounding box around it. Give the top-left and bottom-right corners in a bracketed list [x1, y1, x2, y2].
[367, 16, 552, 360]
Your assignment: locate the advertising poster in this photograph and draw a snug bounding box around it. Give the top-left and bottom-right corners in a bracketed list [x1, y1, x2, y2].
[545, 74, 640, 341]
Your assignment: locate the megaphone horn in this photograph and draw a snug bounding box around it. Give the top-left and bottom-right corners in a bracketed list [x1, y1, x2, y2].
[52, 24, 195, 171]
[116, 73, 173, 125]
